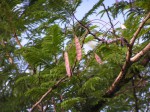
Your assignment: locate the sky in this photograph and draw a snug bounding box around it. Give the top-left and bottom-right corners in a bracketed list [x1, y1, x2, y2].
[75, 0, 124, 26]
[75, 0, 116, 20]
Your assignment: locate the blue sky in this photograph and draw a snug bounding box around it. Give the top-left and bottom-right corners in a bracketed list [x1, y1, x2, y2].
[75, 0, 125, 33]
[75, 0, 116, 20]
[75, 0, 125, 25]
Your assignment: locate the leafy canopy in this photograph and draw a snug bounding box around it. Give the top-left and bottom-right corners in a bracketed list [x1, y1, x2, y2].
[0, 0, 150, 112]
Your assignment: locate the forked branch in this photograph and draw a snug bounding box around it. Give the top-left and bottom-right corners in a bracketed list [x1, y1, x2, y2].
[89, 12, 150, 112]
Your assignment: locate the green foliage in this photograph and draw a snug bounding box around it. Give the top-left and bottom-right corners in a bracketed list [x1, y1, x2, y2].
[61, 97, 85, 110]
[0, 0, 150, 112]
[135, 0, 150, 12]
[82, 0, 104, 20]
[80, 77, 101, 92]
[42, 24, 64, 54]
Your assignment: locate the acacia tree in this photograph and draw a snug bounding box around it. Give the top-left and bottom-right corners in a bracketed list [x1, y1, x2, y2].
[0, 0, 150, 112]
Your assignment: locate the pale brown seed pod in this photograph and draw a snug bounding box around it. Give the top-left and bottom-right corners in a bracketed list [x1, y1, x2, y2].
[64, 52, 71, 77]
[95, 53, 102, 64]
[74, 35, 82, 61]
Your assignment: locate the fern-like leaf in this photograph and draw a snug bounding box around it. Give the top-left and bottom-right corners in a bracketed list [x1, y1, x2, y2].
[82, 0, 104, 20]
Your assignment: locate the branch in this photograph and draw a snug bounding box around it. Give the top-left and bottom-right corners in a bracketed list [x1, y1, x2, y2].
[130, 12, 150, 46]
[73, 15, 126, 45]
[130, 43, 150, 63]
[102, 3, 114, 30]
[30, 76, 67, 111]
[89, 12, 150, 112]
[102, 3, 121, 39]
[104, 11, 150, 97]
[14, 32, 23, 48]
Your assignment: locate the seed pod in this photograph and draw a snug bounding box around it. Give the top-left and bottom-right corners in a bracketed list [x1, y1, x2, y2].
[74, 35, 82, 61]
[95, 53, 102, 64]
[64, 52, 71, 77]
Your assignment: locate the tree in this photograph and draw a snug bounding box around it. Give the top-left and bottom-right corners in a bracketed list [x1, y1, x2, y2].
[0, 0, 149, 112]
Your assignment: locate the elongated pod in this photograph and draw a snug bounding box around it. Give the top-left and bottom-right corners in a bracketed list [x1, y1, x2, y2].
[64, 52, 71, 77]
[74, 35, 82, 61]
[95, 53, 102, 64]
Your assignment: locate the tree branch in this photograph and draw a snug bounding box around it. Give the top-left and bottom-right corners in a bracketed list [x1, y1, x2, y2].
[30, 76, 67, 111]
[89, 12, 150, 112]
[130, 12, 150, 46]
[130, 43, 150, 63]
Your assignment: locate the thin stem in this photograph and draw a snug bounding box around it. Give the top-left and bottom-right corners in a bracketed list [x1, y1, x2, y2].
[132, 78, 139, 112]
[14, 32, 23, 48]
[52, 97, 57, 112]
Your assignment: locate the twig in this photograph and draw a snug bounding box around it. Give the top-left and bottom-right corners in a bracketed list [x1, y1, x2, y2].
[102, 3, 114, 31]
[14, 32, 23, 48]
[60, 94, 65, 112]
[132, 78, 139, 112]
[102, 3, 121, 39]
[52, 97, 56, 112]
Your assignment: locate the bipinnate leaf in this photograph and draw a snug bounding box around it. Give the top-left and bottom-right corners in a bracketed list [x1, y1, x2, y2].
[64, 52, 71, 77]
[95, 53, 102, 64]
[74, 35, 82, 61]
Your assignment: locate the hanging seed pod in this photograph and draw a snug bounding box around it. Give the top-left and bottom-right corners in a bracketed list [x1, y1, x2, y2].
[74, 35, 82, 61]
[64, 52, 71, 77]
[95, 53, 102, 64]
